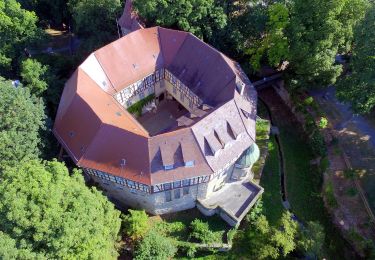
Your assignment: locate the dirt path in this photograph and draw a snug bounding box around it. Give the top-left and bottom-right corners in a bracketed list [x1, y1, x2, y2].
[310, 87, 375, 215]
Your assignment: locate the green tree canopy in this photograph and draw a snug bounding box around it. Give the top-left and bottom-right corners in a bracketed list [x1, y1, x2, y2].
[297, 221, 325, 259]
[133, 0, 227, 40]
[337, 4, 375, 114]
[246, 212, 298, 259]
[0, 0, 42, 76]
[20, 59, 48, 96]
[0, 160, 121, 259]
[68, 0, 121, 52]
[122, 209, 149, 241]
[0, 78, 45, 170]
[134, 230, 177, 260]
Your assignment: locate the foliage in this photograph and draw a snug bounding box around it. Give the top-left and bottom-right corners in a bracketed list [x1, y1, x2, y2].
[68, 0, 121, 52]
[0, 160, 121, 259]
[0, 231, 44, 259]
[122, 210, 149, 240]
[227, 228, 237, 245]
[297, 221, 325, 259]
[21, 59, 48, 96]
[309, 130, 327, 157]
[127, 94, 155, 117]
[134, 230, 177, 260]
[0, 0, 42, 76]
[190, 219, 223, 244]
[324, 180, 338, 208]
[337, 4, 375, 114]
[246, 199, 264, 223]
[246, 212, 298, 259]
[286, 0, 344, 89]
[0, 78, 46, 170]
[319, 117, 328, 129]
[133, 0, 227, 41]
[18, 0, 69, 26]
[249, 3, 290, 70]
[320, 157, 330, 173]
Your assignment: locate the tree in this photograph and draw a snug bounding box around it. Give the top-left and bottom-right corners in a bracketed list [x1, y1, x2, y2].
[0, 0, 42, 76]
[123, 209, 149, 240]
[189, 219, 223, 244]
[133, 0, 227, 41]
[0, 78, 45, 170]
[68, 0, 121, 52]
[336, 5, 375, 114]
[286, 0, 344, 89]
[134, 230, 177, 260]
[246, 212, 298, 259]
[0, 160, 121, 259]
[21, 59, 48, 96]
[249, 2, 290, 70]
[297, 221, 325, 259]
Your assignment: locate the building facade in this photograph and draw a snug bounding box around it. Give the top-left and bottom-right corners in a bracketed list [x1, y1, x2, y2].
[53, 26, 263, 226]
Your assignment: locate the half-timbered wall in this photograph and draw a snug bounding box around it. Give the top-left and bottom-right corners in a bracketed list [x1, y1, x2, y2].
[114, 68, 203, 111]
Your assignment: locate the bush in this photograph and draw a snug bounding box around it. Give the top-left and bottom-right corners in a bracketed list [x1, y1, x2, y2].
[127, 94, 155, 117]
[320, 157, 330, 172]
[189, 219, 223, 244]
[324, 181, 338, 208]
[134, 230, 177, 260]
[319, 117, 328, 129]
[122, 210, 149, 240]
[309, 130, 327, 157]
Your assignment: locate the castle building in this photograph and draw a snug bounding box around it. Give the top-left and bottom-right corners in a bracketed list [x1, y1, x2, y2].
[53, 26, 263, 226]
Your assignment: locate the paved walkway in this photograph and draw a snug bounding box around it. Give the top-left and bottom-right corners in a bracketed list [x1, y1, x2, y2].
[310, 86, 375, 147]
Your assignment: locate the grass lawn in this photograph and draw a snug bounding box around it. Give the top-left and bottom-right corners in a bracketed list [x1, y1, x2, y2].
[278, 125, 353, 259]
[259, 136, 285, 226]
[252, 118, 271, 179]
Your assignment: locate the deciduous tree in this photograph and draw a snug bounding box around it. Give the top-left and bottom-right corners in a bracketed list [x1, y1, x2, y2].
[134, 230, 177, 260]
[21, 59, 48, 96]
[337, 5, 375, 114]
[123, 209, 149, 240]
[297, 221, 325, 259]
[133, 0, 227, 41]
[0, 0, 42, 76]
[0, 160, 121, 259]
[0, 78, 45, 170]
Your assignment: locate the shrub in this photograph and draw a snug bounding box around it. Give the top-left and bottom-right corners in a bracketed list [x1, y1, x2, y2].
[303, 97, 314, 106]
[309, 130, 327, 157]
[324, 181, 338, 208]
[227, 228, 237, 244]
[319, 157, 330, 172]
[319, 117, 328, 129]
[122, 210, 149, 240]
[189, 219, 223, 244]
[134, 230, 177, 260]
[127, 94, 155, 117]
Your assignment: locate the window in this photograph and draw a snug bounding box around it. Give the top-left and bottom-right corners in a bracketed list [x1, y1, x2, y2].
[163, 183, 172, 190]
[182, 179, 190, 187]
[164, 164, 174, 170]
[165, 190, 172, 202]
[173, 86, 177, 94]
[139, 92, 145, 99]
[185, 160, 195, 167]
[180, 92, 184, 102]
[173, 181, 181, 188]
[183, 186, 189, 195]
[174, 189, 181, 199]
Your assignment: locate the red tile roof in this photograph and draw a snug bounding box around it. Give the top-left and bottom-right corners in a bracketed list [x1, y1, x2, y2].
[54, 27, 257, 186]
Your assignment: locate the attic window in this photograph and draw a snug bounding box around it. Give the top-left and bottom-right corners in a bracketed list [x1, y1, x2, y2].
[164, 164, 174, 171]
[120, 159, 126, 167]
[69, 131, 75, 138]
[185, 160, 195, 167]
[152, 54, 156, 59]
[132, 63, 139, 69]
[102, 81, 107, 87]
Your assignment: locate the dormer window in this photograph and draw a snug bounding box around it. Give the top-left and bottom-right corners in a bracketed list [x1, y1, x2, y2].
[164, 164, 174, 170]
[185, 160, 195, 167]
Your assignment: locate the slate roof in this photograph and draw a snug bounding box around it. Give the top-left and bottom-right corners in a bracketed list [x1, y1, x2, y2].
[53, 27, 257, 186]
